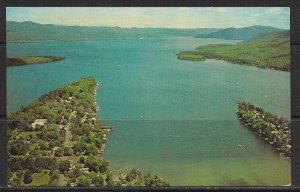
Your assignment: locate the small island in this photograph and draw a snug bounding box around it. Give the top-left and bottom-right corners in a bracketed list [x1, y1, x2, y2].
[236, 101, 291, 158]
[177, 30, 290, 71]
[8, 77, 169, 187]
[7, 56, 65, 67]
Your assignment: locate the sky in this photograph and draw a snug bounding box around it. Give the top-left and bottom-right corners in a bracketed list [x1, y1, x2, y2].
[7, 7, 290, 29]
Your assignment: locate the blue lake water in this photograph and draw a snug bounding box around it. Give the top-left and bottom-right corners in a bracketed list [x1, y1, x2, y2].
[7, 37, 290, 186]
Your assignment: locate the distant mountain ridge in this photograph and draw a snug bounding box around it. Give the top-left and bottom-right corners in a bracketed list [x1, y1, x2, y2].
[7, 21, 285, 43]
[7, 21, 222, 43]
[195, 25, 284, 41]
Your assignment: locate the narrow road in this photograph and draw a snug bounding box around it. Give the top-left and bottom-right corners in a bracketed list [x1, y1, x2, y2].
[58, 111, 75, 186]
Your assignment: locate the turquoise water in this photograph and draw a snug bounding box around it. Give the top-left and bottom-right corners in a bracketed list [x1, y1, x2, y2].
[7, 37, 290, 186]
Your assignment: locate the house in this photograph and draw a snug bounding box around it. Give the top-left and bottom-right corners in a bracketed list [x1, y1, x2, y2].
[31, 119, 48, 130]
[58, 124, 64, 129]
[80, 167, 89, 173]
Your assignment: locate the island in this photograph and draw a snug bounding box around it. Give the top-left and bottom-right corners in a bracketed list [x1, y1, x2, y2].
[177, 30, 290, 71]
[7, 56, 65, 67]
[236, 101, 291, 158]
[8, 77, 169, 187]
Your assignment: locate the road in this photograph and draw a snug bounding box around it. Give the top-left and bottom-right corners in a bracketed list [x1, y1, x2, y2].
[58, 111, 74, 186]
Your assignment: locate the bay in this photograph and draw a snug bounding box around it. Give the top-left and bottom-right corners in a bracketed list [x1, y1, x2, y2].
[7, 37, 290, 186]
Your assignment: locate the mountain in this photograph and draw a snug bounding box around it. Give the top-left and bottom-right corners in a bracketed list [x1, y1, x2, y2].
[6, 21, 222, 43]
[195, 25, 284, 41]
[178, 30, 290, 71]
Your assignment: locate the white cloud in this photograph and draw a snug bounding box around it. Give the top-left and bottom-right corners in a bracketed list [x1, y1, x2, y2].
[7, 7, 290, 29]
[266, 7, 282, 15]
[215, 8, 227, 13]
[177, 7, 191, 11]
[253, 13, 262, 18]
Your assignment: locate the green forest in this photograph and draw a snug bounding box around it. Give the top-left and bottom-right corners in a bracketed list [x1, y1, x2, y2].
[8, 77, 169, 187]
[177, 30, 290, 71]
[7, 56, 65, 67]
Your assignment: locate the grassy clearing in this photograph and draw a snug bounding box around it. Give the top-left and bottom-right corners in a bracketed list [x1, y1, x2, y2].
[177, 51, 206, 61]
[18, 131, 39, 139]
[24, 170, 50, 187]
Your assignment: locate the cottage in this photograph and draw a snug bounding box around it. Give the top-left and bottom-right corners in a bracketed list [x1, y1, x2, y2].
[80, 167, 89, 173]
[58, 125, 64, 130]
[31, 119, 48, 130]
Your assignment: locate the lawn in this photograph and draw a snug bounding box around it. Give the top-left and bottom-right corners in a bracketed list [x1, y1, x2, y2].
[24, 170, 50, 187]
[18, 131, 39, 139]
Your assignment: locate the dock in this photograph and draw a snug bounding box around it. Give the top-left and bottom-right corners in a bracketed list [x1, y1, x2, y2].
[97, 125, 114, 159]
[100, 125, 114, 132]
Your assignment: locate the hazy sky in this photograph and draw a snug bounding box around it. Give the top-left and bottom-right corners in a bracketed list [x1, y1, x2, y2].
[7, 7, 290, 29]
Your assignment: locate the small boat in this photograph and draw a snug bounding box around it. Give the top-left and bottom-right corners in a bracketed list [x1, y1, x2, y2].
[237, 144, 245, 151]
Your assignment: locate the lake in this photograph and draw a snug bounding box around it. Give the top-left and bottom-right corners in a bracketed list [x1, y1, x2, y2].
[7, 37, 291, 186]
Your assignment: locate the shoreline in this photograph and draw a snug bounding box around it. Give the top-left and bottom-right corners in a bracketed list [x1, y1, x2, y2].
[177, 30, 290, 72]
[236, 101, 291, 159]
[93, 81, 114, 159]
[8, 77, 169, 187]
[177, 53, 289, 72]
[7, 56, 65, 67]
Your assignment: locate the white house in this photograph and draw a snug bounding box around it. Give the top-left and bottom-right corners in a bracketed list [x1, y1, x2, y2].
[31, 119, 48, 130]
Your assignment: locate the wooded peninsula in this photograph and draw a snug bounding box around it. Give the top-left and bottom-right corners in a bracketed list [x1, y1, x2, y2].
[236, 101, 291, 158]
[7, 56, 65, 67]
[177, 30, 290, 71]
[8, 77, 169, 187]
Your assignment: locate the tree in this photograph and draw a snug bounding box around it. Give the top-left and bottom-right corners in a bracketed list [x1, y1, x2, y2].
[126, 173, 133, 182]
[63, 147, 73, 156]
[8, 157, 23, 172]
[23, 170, 33, 184]
[8, 140, 29, 155]
[144, 174, 155, 187]
[90, 173, 104, 187]
[85, 144, 97, 156]
[40, 141, 50, 150]
[73, 141, 86, 155]
[16, 170, 23, 178]
[77, 175, 90, 187]
[24, 156, 35, 171]
[105, 173, 114, 186]
[10, 177, 22, 186]
[79, 156, 85, 164]
[119, 174, 126, 184]
[59, 160, 70, 173]
[153, 174, 163, 186]
[130, 168, 141, 179]
[99, 160, 109, 173]
[54, 147, 63, 157]
[85, 156, 100, 172]
[67, 165, 81, 178]
[66, 181, 71, 187]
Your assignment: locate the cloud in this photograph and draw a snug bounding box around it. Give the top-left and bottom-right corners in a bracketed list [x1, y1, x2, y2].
[177, 7, 191, 11]
[266, 7, 282, 15]
[253, 13, 262, 18]
[215, 8, 227, 13]
[7, 7, 290, 29]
